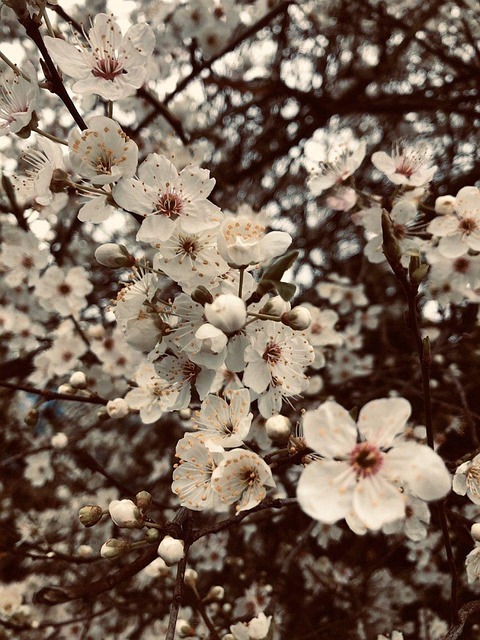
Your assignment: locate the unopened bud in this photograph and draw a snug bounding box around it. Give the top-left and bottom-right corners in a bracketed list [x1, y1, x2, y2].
[79, 505, 103, 527]
[184, 568, 198, 587]
[205, 585, 224, 601]
[87, 325, 105, 340]
[24, 408, 39, 427]
[69, 371, 87, 389]
[176, 620, 195, 637]
[136, 490, 152, 511]
[435, 195, 456, 215]
[109, 499, 143, 528]
[260, 295, 291, 317]
[100, 538, 131, 559]
[106, 398, 130, 418]
[77, 544, 94, 558]
[145, 528, 160, 543]
[282, 306, 312, 330]
[191, 286, 214, 306]
[381, 210, 402, 264]
[95, 243, 133, 268]
[50, 432, 68, 449]
[57, 384, 74, 395]
[157, 535, 185, 566]
[265, 415, 291, 442]
[205, 295, 247, 333]
[179, 408, 192, 420]
[471, 523, 480, 542]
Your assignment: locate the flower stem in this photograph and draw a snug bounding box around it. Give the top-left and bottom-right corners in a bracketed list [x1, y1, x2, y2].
[33, 127, 68, 146]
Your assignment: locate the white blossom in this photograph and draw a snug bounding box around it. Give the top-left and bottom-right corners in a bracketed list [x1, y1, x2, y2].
[297, 398, 451, 531]
[44, 14, 155, 100]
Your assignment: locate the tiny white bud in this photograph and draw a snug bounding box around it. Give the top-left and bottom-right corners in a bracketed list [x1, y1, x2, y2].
[260, 295, 291, 317]
[434, 195, 456, 215]
[184, 568, 198, 587]
[77, 544, 93, 558]
[108, 499, 143, 528]
[106, 398, 130, 418]
[157, 535, 185, 566]
[205, 295, 247, 333]
[144, 556, 169, 578]
[176, 619, 195, 637]
[57, 384, 74, 395]
[282, 306, 312, 330]
[69, 371, 87, 389]
[100, 538, 130, 559]
[471, 524, 480, 542]
[50, 432, 68, 449]
[205, 585, 224, 601]
[265, 415, 291, 442]
[95, 243, 133, 268]
[179, 408, 192, 420]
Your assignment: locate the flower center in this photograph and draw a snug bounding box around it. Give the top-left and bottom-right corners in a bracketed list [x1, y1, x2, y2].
[459, 218, 477, 235]
[58, 283, 72, 296]
[263, 342, 282, 364]
[454, 257, 470, 273]
[394, 223, 407, 240]
[349, 442, 383, 478]
[92, 57, 124, 81]
[156, 191, 183, 219]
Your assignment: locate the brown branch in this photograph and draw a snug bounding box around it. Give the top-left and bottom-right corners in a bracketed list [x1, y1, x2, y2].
[0, 380, 107, 405]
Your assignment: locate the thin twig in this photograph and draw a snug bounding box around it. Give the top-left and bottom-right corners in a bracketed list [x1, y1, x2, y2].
[0, 380, 107, 405]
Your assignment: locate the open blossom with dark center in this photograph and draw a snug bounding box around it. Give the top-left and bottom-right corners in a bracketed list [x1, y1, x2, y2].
[194, 389, 253, 451]
[211, 449, 276, 512]
[34, 266, 93, 316]
[172, 432, 225, 511]
[125, 363, 179, 424]
[243, 321, 314, 417]
[297, 398, 451, 531]
[372, 142, 437, 186]
[44, 14, 155, 100]
[453, 453, 480, 505]
[0, 62, 39, 135]
[69, 116, 138, 186]
[113, 153, 222, 244]
[307, 140, 366, 196]
[12, 136, 66, 206]
[428, 187, 480, 258]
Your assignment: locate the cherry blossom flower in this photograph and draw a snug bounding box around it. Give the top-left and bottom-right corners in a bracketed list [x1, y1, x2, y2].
[69, 115, 138, 186]
[155, 353, 216, 410]
[297, 398, 451, 531]
[243, 321, 314, 417]
[113, 154, 222, 244]
[0, 229, 49, 287]
[302, 305, 343, 368]
[211, 449, 276, 512]
[153, 227, 229, 288]
[172, 432, 225, 511]
[355, 201, 426, 264]
[428, 187, 480, 258]
[307, 140, 366, 195]
[466, 544, 480, 584]
[230, 612, 272, 640]
[12, 136, 66, 206]
[453, 453, 480, 505]
[35, 265, 93, 316]
[44, 14, 155, 100]
[194, 390, 253, 451]
[217, 213, 292, 267]
[125, 363, 179, 424]
[0, 62, 39, 135]
[371, 142, 437, 186]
